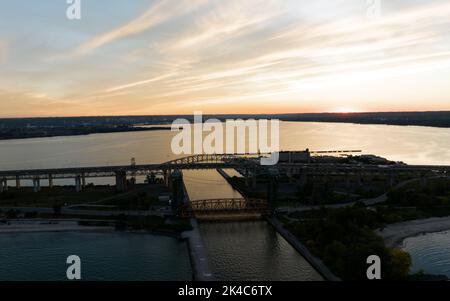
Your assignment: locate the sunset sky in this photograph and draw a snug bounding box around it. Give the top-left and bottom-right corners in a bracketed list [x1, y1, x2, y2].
[1, 0, 450, 117]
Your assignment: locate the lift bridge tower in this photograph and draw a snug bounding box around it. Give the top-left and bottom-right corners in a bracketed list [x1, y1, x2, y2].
[170, 170, 184, 215]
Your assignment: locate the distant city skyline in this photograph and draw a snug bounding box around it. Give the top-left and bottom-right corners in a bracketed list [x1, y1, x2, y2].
[1, 0, 450, 117]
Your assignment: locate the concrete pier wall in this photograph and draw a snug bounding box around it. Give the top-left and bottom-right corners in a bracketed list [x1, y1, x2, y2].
[266, 216, 341, 281]
[181, 218, 215, 281]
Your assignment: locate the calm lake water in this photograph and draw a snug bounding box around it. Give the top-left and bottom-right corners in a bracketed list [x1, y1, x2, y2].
[0, 232, 191, 281]
[0, 121, 449, 280]
[402, 231, 450, 278]
[0, 122, 449, 172]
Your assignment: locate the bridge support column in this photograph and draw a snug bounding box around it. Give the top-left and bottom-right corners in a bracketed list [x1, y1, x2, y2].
[82, 173, 86, 189]
[267, 168, 279, 205]
[0, 179, 4, 193]
[115, 171, 127, 192]
[170, 170, 184, 215]
[33, 178, 41, 193]
[16, 176, 21, 189]
[48, 174, 53, 189]
[1, 179, 7, 192]
[163, 170, 168, 187]
[75, 176, 82, 192]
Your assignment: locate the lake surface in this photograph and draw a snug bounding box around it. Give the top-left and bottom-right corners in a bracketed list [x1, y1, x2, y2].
[0, 122, 449, 172]
[403, 231, 450, 278]
[1, 121, 448, 187]
[0, 121, 449, 280]
[0, 232, 191, 281]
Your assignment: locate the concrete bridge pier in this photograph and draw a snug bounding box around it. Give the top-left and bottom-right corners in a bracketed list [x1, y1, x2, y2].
[15, 176, 20, 189]
[75, 175, 82, 192]
[115, 171, 127, 192]
[48, 174, 53, 189]
[82, 173, 86, 189]
[164, 170, 168, 186]
[0, 178, 7, 193]
[170, 170, 184, 214]
[163, 169, 171, 187]
[33, 178, 41, 193]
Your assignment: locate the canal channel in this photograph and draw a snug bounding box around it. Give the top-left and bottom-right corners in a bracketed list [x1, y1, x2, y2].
[183, 169, 323, 281]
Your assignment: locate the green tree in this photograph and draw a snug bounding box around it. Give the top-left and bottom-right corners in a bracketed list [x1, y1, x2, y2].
[386, 249, 411, 280]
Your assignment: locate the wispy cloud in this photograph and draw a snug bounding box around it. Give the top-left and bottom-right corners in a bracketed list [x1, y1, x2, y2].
[2, 0, 450, 116]
[145, 1, 450, 100]
[161, 0, 281, 51]
[105, 72, 177, 93]
[74, 0, 208, 56]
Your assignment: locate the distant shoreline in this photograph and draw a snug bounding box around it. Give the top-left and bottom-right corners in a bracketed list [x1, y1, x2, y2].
[1, 111, 450, 141]
[0, 126, 171, 141]
[0, 220, 114, 234]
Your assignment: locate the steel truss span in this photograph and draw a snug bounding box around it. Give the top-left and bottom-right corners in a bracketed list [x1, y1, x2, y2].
[0, 153, 448, 181]
[181, 198, 269, 217]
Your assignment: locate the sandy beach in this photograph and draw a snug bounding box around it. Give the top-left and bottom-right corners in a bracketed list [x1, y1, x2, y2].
[376, 217, 450, 248]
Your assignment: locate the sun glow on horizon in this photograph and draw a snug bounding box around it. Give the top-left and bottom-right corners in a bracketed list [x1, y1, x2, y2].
[330, 108, 362, 114]
[1, 0, 450, 117]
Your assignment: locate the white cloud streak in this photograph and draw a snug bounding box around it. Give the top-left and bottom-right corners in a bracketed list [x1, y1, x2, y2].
[75, 0, 209, 55]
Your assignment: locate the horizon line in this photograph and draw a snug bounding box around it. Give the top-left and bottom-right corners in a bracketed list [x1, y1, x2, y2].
[1, 110, 450, 120]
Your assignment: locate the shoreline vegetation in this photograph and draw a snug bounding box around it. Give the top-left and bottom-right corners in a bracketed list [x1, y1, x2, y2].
[0, 183, 193, 237]
[278, 177, 450, 281]
[0, 111, 449, 140]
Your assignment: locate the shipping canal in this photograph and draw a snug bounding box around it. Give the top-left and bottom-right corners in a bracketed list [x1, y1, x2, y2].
[183, 170, 323, 281]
